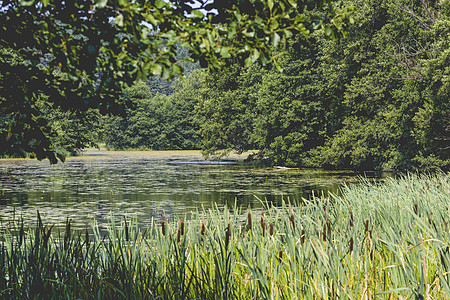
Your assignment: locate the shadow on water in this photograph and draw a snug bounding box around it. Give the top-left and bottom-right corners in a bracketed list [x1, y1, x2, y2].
[0, 151, 391, 230]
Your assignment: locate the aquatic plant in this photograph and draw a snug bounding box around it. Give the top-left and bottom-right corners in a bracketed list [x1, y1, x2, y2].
[0, 172, 449, 299]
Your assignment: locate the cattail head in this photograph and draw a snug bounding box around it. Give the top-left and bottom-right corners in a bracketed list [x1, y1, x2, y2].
[124, 219, 129, 242]
[176, 227, 181, 243]
[260, 214, 266, 237]
[64, 219, 71, 249]
[18, 220, 24, 248]
[180, 220, 185, 236]
[161, 218, 166, 236]
[414, 199, 418, 215]
[225, 223, 231, 249]
[326, 219, 331, 237]
[200, 222, 206, 236]
[85, 224, 89, 245]
[247, 204, 252, 231]
[323, 222, 327, 242]
[349, 236, 354, 253]
[349, 208, 354, 228]
[290, 212, 295, 232]
[278, 249, 283, 262]
[269, 222, 274, 236]
[364, 218, 369, 233]
[301, 227, 305, 244]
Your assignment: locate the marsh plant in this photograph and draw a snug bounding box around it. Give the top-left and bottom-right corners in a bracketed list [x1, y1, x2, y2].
[0, 172, 449, 299]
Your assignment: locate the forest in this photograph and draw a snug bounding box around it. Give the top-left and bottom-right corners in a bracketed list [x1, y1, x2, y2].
[1, 0, 449, 171]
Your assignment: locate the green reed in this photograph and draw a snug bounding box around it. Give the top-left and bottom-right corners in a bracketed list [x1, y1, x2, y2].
[0, 172, 449, 299]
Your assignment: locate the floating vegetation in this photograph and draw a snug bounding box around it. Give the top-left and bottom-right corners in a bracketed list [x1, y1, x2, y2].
[0, 172, 449, 299]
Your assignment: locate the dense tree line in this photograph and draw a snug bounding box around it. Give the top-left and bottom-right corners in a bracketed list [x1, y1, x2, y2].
[100, 71, 202, 150]
[1, 0, 345, 162]
[196, 0, 449, 171]
[1, 0, 448, 171]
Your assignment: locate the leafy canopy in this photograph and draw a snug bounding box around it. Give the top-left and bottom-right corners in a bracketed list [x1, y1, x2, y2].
[0, 0, 352, 163]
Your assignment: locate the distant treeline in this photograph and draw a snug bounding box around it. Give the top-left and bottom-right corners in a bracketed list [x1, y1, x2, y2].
[1, 0, 449, 171]
[99, 0, 448, 171]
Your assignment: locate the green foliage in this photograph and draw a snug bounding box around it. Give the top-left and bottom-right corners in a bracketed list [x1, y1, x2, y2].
[45, 108, 101, 156]
[0, 0, 346, 163]
[195, 63, 261, 157]
[1, 173, 450, 298]
[319, 0, 449, 170]
[198, 0, 449, 171]
[101, 75, 202, 150]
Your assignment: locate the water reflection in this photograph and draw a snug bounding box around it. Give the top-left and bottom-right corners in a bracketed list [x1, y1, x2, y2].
[0, 151, 388, 230]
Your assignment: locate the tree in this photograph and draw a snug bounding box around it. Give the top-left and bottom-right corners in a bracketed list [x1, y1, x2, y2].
[101, 73, 202, 150]
[196, 0, 449, 171]
[0, 0, 350, 163]
[320, 0, 449, 170]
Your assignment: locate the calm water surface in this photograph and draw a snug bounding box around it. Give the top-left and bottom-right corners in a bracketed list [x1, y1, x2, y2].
[0, 150, 387, 229]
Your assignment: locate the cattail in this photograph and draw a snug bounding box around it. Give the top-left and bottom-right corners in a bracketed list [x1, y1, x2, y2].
[247, 204, 252, 231]
[278, 249, 283, 262]
[326, 219, 331, 238]
[414, 199, 418, 215]
[18, 220, 24, 248]
[176, 227, 181, 243]
[85, 224, 89, 246]
[428, 213, 432, 225]
[269, 222, 274, 236]
[64, 219, 71, 249]
[290, 212, 295, 231]
[161, 218, 166, 236]
[281, 235, 284, 243]
[225, 223, 231, 249]
[349, 208, 354, 228]
[301, 227, 305, 244]
[323, 222, 327, 242]
[200, 222, 206, 236]
[125, 219, 129, 241]
[349, 236, 354, 253]
[180, 220, 185, 236]
[260, 214, 266, 237]
[364, 218, 369, 233]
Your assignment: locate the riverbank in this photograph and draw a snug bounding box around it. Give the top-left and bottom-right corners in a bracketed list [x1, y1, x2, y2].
[81, 148, 256, 160]
[1, 172, 448, 299]
[0, 148, 256, 163]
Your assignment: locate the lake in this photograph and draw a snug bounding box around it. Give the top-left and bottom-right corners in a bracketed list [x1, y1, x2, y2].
[0, 150, 387, 230]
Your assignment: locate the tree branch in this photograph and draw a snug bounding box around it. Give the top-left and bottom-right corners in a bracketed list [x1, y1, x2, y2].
[401, 5, 431, 31]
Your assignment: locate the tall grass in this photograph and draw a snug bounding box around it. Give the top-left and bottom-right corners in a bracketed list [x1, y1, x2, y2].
[0, 172, 449, 299]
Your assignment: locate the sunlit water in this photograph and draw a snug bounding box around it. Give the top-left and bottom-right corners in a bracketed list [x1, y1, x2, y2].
[0, 150, 388, 230]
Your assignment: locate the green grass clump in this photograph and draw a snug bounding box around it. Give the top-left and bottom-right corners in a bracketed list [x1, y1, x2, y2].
[0, 172, 449, 299]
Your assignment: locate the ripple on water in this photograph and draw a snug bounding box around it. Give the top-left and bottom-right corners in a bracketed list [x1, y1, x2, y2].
[0, 150, 388, 230]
